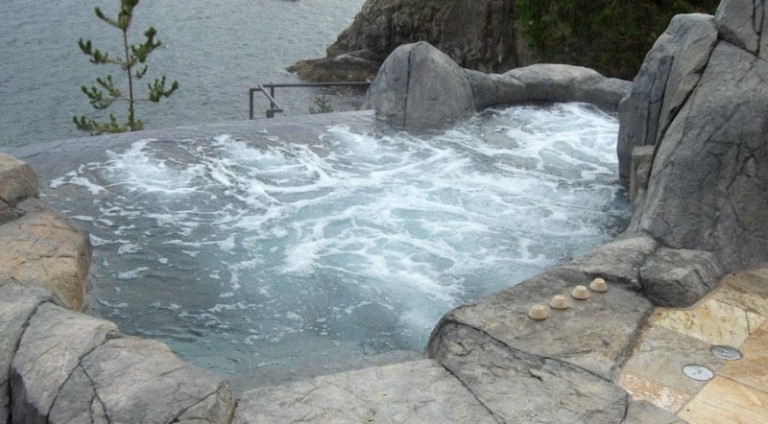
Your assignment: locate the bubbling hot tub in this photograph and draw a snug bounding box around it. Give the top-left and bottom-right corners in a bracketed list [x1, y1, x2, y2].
[49, 102, 628, 387]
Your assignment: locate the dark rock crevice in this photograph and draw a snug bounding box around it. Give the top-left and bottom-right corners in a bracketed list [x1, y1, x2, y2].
[4, 298, 52, 424]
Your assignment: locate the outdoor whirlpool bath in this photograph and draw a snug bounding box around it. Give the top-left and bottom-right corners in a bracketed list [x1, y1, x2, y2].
[37, 103, 628, 388]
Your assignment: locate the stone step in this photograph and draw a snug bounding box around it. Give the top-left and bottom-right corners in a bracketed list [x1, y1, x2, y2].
[234, 359, 498, 423]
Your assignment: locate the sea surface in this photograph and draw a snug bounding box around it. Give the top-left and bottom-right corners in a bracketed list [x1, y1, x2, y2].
[0, 0, 366, 147]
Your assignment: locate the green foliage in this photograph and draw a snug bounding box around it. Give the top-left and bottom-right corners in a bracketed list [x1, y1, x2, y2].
[74, 0, 178, 135]
[515, 0, 720, 79]
[309, 93, 334, 114]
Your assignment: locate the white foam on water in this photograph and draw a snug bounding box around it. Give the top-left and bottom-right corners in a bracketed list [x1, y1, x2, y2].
[50, 103, 628, 379]
[117, 267, 150, 281]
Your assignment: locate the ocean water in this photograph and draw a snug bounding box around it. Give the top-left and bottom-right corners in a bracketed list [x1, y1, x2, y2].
[0, 0, 365, 147]
[44, 102, 629, 387]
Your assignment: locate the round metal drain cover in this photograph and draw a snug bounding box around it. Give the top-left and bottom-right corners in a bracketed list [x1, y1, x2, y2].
[682, 364, 714, 381]
[711, 345, 743, 361]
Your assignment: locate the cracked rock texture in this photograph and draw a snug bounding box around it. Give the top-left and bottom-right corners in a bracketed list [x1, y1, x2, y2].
[429, 323, 628, 423]
[10, 303, 119, 424]
[234, 360, 497, 423]
[621, 0, 768, 272]
[49, 336, 234, 424]
[367, 42, 630, 130]
[0, 285, 55, 424]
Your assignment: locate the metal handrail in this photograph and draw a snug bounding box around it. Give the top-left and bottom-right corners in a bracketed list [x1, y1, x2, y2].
[249, 81, 371, 119]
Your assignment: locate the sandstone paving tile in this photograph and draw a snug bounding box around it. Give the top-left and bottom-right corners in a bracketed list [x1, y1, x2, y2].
[712, 272, 768, 317]
[623, 400, 689, 424]
[650, 298, 753, 347]
[617, 371, 691, 413]
[747, 311, 767, 334]
[678, 376, 768, 424]
[719, 322, 768, 394]
[745, 268, 768, 283]
[621, 325, 726, 396]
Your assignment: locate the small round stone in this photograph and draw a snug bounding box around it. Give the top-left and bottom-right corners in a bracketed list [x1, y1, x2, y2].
[550, 295, 569, 310]
[528, 304, 549, 320]
[571, 285, 591, 300]
[589, 277, 608, 293]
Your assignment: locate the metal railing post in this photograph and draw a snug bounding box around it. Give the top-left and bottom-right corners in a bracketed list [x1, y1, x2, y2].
[268, 85, 275, 118]
[249, 88, 255, 120]
[248, 81, 371, 119]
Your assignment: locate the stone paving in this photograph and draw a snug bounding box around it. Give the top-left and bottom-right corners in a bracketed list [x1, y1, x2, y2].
[617, 269, 768, 423]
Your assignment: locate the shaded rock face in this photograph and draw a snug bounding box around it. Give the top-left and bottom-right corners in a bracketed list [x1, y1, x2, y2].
[621, 0, 768, 271]
[291, 0, 526, 81]
[0, 153, 39, 225]
[617, 14, 718, 180]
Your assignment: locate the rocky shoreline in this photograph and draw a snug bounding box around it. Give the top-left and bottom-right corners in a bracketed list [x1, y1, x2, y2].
[2, 0, 767, 422]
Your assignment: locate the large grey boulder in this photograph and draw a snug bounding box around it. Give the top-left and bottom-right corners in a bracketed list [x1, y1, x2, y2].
[366, 42, 476, 130]
[635, 41, 768, 270]
[428, 267, 653, 380]
[715, 0, 762, 54]
[0, 285, 56, 424]
[504, 64, 629, 107]
[464, 68, 527, 109]
[639, 248, 723, 307]
[10, 303, 119, 424]
[561, 234, 659, 292]
[0, 210, 92, 311]
[0, 153, 39, 225]
[48, 336, 234, 424]
[235, 360, 497, 423]
[367, 42, 631, 131]
[617, 14, 718, 179]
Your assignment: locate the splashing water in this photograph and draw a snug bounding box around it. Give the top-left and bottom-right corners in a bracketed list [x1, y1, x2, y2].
[49, 103, 628, 385]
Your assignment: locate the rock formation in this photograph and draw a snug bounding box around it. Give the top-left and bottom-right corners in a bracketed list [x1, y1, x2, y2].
[289, 0, 527, 81]
[2, 0, 766, 422]
[366, 41, 630, 130]
[620, 0, 768, 271]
